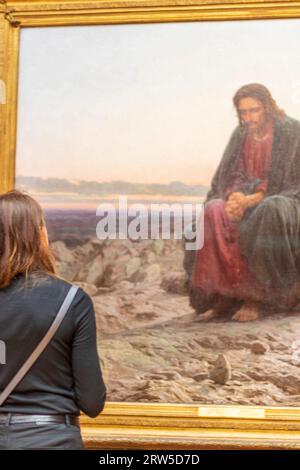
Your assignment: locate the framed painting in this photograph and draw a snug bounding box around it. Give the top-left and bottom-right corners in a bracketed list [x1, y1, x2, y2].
[1, 0, 300, 449]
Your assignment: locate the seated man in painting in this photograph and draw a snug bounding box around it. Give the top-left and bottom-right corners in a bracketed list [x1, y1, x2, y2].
[185, 83, 300, 322]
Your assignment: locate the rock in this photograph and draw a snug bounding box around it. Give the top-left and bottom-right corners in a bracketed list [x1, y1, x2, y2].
[88, 239, 104, 248]
[51, 241, 79, 280]
[132, 264, 161, 283]
[125, 257, 142, 279]
[92, 295, 126, 334]
[209, 354, 232, 385]
[146, 252, 156, 264]
[97, 287, 113, 294]
[151, 240, 164, 255]
[118, 280, 135, 291]
[136, 380, 192, 403]
[251, 341, 269, 354]
[86, 254, 105, 285]
[77, 240, 100, 258]
[74, 253, 104, 286]
[101, 243, 119, 263]
[102, 255, 129, 286]
[74, 282, 98, 297]
[51, 241, 74, 263]
[143, 264, 161, 283]
[194, 373, 208, 382]
[161, 272, 187, 295]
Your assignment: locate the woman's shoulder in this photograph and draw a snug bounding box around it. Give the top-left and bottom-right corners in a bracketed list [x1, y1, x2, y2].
[11, 272, 92, 307]
[40, 274, 92, 304]
[32, 275, 95, 325]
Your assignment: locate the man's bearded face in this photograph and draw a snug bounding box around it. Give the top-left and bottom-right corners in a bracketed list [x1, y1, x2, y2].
[237, 97, 267, 134]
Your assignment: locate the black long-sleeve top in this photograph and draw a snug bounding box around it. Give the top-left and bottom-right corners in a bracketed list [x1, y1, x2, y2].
[0, 272, 106, 417]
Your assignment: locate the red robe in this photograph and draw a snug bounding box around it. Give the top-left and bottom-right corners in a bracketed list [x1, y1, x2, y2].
[190, 126, 275, 302]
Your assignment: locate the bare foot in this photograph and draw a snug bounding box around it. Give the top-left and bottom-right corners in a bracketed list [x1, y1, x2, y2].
[195, 309, 218, 322]
[196, 296, 234, 322]
[232, 301, 259, 322]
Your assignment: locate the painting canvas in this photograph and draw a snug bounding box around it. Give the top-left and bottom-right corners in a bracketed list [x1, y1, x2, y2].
[15, 18, 300, 407]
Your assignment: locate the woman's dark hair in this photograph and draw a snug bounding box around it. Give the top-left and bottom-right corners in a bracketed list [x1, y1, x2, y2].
[0, 189, 56, 288]
[233, 83, 285, 124]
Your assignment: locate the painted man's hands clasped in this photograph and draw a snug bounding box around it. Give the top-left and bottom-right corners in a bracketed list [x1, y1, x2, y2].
[225, 191, 264, 222]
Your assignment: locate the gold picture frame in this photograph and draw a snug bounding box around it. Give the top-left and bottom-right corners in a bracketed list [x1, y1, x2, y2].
[2, 0, 300, 450]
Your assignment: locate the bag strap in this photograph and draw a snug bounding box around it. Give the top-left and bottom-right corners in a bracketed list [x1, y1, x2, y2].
[0, 284, 79, 407]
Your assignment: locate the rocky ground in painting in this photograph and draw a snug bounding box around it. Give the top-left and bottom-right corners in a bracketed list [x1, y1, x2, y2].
[52, 237, 300, 406]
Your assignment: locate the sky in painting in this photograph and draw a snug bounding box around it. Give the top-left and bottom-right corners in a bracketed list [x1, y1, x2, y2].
[16, 18, 300, 186]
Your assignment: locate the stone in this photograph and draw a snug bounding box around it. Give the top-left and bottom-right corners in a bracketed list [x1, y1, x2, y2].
[51, 240, 74, 262]
[161, 271, 187, 295]
[125, 257, 142, 279]
[251, 341, 269, 354]
[74, 253, 104, 286]
[209, 354, 232, 385]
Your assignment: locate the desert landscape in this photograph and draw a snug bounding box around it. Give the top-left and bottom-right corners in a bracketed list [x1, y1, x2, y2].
[51, 233, 300, 406]
[16, 175, 300, 406]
